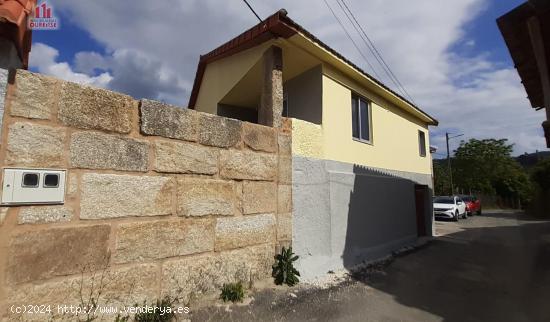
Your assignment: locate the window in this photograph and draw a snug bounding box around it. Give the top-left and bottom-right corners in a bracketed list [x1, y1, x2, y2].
[433, 196, 454, 204]
[418, 130, 426, 157]
[351, 94, 371, 142]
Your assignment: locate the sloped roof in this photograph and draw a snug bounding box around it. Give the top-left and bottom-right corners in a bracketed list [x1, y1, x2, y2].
[497, 1, 550, 109]
[188, 9, 438, 126]
[0, 0, 35, 68]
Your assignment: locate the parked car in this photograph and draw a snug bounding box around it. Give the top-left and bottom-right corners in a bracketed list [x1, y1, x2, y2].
[433, 196, 468, 221]
[459, 195, 482, 216]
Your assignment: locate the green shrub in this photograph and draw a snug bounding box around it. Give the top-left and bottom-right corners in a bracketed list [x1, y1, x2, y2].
[113, 315, 129, 322]
[133, 297, 176, 322]
[220, 282, 245, 303]
[272, 247, 300, 286]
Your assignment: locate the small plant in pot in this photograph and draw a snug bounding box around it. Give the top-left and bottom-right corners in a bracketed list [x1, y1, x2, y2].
[272, 246, 300, 286]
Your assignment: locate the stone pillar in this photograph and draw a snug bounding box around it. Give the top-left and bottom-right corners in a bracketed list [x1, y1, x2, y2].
[259, 46, 283, 128]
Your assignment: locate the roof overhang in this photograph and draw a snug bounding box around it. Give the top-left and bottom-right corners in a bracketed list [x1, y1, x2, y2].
[497, 1, 550, 110]
[188, 9, 438, 126]
[187, 10, 296, 111]
[0, 0, 35, 68]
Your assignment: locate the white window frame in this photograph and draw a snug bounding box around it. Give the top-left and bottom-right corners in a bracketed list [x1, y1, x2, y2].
[418, 130, 427, 157]
[351, 94, 373, 144]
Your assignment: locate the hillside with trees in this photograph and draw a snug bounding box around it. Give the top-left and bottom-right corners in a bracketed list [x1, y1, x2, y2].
[433, 138, 538, 209]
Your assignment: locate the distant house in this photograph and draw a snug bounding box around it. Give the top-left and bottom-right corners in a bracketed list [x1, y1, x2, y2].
[189, 9, 438, 277]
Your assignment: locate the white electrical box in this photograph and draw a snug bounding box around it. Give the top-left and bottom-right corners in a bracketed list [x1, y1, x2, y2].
[1, 168, 66, 205]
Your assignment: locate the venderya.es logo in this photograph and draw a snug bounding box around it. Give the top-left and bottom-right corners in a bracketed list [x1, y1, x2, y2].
[28, 1, 59, 30]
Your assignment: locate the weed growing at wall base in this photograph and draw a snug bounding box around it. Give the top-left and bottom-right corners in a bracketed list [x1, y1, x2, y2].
[220, 282, 245, 303]
[272, 247, 300, 286]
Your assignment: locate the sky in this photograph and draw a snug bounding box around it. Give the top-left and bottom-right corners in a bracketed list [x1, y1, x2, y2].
[29, 0, 547, 156]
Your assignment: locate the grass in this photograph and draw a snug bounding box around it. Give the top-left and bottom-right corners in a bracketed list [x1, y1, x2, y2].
[220, 282, 245, 303]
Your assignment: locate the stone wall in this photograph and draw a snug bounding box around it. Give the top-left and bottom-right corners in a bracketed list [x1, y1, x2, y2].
[0, 69, 7, 139]
[0, 70, 292, 320]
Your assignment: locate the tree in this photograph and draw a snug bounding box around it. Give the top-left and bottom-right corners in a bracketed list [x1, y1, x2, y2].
[433, 161, 451, 195]
[531, 159, 550, 191]
[528, 159, 550, 218]
[451, 138, 533, 203]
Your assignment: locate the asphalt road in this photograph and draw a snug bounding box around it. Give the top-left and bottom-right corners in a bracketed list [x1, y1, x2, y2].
[192, 211, 550, 322]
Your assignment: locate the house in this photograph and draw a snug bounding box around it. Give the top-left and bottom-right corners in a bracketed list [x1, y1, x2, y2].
[0, 7, 438, 317]
[497, 1, 550, 147]
[189, 9, 438, 278]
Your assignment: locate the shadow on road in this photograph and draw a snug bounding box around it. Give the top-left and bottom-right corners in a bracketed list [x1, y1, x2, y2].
[348, 213, 550, 322]
[191, 213, 550, 322]
[479, 211, 550, 222]
[476, 211, 523, 220]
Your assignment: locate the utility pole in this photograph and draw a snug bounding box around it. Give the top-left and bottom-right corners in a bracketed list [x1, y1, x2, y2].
[446, 132, 464, 196]
[446, 133, 452, 195]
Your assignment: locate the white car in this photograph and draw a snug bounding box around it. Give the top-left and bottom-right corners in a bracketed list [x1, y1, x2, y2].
[433, 196, 467, 221]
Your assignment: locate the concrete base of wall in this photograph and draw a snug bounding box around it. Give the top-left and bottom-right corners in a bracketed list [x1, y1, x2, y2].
[296, 235, 417, 279]
[292, 156, 433, 279]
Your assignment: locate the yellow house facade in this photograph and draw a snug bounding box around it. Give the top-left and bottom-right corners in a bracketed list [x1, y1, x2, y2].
[189, 11, 437, 176]
[291, 65, 434, 175]
[189, 9, 438, 278]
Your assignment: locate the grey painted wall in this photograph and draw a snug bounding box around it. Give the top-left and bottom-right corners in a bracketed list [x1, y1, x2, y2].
[292, 156, 433, 279]
[283, 65, 322, 124]
[216, 64, 323, 124]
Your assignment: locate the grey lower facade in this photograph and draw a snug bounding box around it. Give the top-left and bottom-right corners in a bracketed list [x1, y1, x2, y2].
[292, 156, 433, 279]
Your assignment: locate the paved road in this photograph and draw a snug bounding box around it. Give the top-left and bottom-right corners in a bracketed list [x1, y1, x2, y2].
[192, 211, 550, 322]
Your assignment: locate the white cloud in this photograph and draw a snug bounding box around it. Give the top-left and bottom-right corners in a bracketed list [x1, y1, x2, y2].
[74, 51, 110, 74]
[31, 43, 189, 103]
[106, 49, 190, 104]
[29, 43, 112, 88]
[30, 0, 547, 154]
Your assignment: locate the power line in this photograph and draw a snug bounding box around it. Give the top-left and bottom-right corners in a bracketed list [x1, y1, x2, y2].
[337, 0, 416, 105]
[241, 0, 416, 106]
[322, 0, 382, 80]
[242, 0, 262, 22]
[334, 0, 395, 95]
[336, 0, 413, 103]
[338, 0, 416, 104]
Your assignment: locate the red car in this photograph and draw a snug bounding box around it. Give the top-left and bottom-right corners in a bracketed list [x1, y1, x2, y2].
[459, 195, 482, 215]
